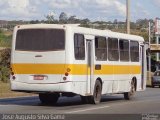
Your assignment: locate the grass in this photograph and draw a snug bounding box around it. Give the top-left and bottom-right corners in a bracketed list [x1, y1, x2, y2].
[0, 30, 12, 47]
[0, 81, 35, 98]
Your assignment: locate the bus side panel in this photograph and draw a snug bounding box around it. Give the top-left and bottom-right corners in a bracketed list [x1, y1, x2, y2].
[98, 75, 113, 94]
[63, 27, 88, 96]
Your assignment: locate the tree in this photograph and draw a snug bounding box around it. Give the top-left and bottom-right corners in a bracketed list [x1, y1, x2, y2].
[130, 22, 136, 29]
[59, 12, 68, 23]
[113, 19, 118, 24]
[81, 18, 90, 24]
[30, 20, 40, 24]
[0, 48, 11, 83]
[45, 11, 55, 24]
[68, 15, 77, 23]
[136, 18, 149, 28]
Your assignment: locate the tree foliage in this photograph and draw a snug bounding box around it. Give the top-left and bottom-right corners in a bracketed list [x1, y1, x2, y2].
[0, 30, 12, 47]
[0, 48, 11, 83]
[59, 12, 68, 23]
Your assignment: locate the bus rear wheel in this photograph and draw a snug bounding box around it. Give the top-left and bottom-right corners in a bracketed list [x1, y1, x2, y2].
[124, 80, 136, 100]
[88, 80, 102, 104]
[39, 93, 59, 105]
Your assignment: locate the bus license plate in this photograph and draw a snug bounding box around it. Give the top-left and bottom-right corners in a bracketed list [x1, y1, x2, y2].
[34, 75, 44, 80]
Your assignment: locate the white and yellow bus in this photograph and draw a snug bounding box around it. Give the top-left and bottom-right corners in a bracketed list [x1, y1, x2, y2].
[10, 24, 147, 104]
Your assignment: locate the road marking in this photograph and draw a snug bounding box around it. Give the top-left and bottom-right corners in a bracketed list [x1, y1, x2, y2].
[65, 106, 110, 114]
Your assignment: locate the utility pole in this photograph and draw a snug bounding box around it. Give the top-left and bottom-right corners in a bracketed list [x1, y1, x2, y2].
[126, 0, 130, 34]
[148, 22, 151, 82]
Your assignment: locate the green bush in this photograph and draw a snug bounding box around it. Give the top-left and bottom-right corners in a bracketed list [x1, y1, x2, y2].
[0, 48, 11, 83]
[0, 30, 12, 47]
[0, 66, 10, 83]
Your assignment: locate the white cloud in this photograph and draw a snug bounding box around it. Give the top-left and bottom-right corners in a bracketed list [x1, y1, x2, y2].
[113, 1, 126, 16]
[88, 0, 126, 16]
[8, 0, 29, 8]
[0, 0, 40, 20]
[154, 0, 160, 4]
[95, 0, 113, 6]
[95, 0, 126, 20]
[5, 0, 29, 16]
[0, 1, 7, 6]
[153, 0, 160, 7]
[1, 0, 159, 21]
[44, 0, 126, 20]
[48, 0, 79, 9]
[0, 0, 127, 20]
[132, 3, 150, 19]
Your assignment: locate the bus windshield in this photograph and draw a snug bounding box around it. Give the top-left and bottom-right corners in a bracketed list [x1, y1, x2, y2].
[15, 29, 65, 51]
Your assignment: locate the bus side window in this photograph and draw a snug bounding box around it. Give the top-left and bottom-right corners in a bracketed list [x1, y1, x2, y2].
[108, 38, 119, 61]
[95, 36, 107, 61]
[119, 39, 129, 61]
[74, 34, 85, 60]
[130, 41, 139, 62]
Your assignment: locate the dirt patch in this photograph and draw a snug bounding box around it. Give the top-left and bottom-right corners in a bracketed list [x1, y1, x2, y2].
[0, 81, 35, 98]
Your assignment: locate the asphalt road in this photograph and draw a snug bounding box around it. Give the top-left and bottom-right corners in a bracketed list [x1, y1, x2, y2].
[0, 87, 160, 119]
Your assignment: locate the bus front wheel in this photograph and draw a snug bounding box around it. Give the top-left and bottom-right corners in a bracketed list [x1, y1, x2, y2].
[124, 80, 136, 100]
[39, 93, 59, 105]
[88, 80, 102, 104]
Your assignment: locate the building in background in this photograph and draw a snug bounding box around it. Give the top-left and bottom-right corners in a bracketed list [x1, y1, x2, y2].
[155, 18, 160, 70]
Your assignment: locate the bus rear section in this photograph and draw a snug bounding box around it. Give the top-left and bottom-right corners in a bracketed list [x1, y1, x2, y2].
[10, 25, 73, 103]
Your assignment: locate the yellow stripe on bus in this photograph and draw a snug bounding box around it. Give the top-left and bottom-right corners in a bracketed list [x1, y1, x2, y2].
[11, 64, 141, 75]
[93, 65, 141, 74]
[11, 64, 65, 74]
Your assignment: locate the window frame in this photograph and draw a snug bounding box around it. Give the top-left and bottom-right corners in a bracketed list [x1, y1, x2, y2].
[95, 36, 107, 61]
[74, 33, 85, 60]
[108, 37, 119, 61]
[15, 29, 65, 51]
[119, 39, 129, 62]
[130, 41, 139, 62]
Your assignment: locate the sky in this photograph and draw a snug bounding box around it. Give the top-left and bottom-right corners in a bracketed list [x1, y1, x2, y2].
[0, 0, 160, 21]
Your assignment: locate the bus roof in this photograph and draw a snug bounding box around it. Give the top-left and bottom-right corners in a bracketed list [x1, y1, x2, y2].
[15, 24, 144, 42]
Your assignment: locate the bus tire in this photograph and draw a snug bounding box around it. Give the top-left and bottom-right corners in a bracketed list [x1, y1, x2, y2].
[39, 93, 59, 105]
[88, 80, 102, 104]
[124, 80, 136, 100]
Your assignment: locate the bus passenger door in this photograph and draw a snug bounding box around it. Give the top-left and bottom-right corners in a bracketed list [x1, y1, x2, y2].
[86, 39, 93, 94]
